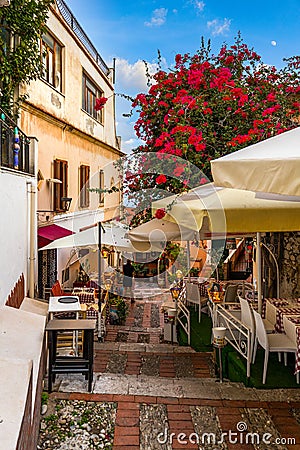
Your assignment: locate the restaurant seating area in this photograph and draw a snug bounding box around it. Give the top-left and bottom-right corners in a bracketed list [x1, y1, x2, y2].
[172, 277, 300, 387]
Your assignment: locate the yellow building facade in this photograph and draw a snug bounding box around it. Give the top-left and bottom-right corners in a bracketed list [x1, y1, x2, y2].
[19, 0, 123, 295]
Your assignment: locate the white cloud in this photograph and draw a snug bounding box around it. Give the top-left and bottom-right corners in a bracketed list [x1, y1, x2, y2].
[114, 56, 167, 154]
[124, 138, 136, 145]
[194, 1, 205, 11]
[144, 8, 168, 27]
[115, 57, 164, 92]
[207, 18, 231, 36]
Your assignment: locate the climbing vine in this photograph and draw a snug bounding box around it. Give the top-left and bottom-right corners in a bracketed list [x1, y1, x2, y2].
[0, 0, 54, 116]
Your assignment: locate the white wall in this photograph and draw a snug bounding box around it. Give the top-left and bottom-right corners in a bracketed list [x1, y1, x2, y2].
[0, 171, 32, 305]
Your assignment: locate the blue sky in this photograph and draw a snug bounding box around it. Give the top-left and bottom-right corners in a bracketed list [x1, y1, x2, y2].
[67, 0, 300, 153]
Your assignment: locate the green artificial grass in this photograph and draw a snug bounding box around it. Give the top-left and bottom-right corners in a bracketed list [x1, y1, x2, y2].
[178, 306, 299, 389]
[223, 345, 300, 389]
[177, 306, 213, 352]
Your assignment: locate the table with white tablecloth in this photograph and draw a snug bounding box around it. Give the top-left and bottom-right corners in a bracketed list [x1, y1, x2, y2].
[264, 298, 300, 331]
[282, 315, 300, 374]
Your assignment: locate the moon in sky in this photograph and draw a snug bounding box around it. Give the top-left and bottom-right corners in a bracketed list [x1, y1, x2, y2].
[271, 40, 277, 46]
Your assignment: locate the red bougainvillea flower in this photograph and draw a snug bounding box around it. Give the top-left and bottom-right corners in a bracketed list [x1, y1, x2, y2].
[95, 97, 108, 111]
[174, 165, 185, 177]
[156, 174, 167, 184]
[155, 208, 166, 219]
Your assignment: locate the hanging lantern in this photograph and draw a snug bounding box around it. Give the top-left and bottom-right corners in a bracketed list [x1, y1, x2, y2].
[101, 246, 110, 258]
[226, 238, 236, 250]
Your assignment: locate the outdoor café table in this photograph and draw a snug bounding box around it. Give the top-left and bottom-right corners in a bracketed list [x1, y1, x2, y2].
[72, 290, 95, 304]
[265, 298, 294, 329]
[283, 315, 300, 374]
[269, 302, 300, 333]
[46, 318, 96, 393]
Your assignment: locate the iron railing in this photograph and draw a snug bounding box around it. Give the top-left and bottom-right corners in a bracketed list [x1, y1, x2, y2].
[56, 0, 110, 77]
[0, 108, 34, 175]
[214, 303, 252, 377]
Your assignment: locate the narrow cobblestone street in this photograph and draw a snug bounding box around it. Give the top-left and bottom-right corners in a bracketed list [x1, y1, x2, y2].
[39, 292, 300, 449]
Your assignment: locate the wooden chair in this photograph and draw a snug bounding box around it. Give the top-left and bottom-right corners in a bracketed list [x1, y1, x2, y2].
[51, 280, 69, 297]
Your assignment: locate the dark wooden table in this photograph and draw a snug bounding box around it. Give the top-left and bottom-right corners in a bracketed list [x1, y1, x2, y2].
[46, 319, 96, 392]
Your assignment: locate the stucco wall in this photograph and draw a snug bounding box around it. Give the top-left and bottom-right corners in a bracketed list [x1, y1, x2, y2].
[19, 3, 122, 221]
[20, 5, 117, 149]
[0, 171, 31, 304]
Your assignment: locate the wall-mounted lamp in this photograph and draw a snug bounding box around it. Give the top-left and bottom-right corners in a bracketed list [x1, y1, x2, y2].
[101, 246, 110, 258]
[46, 178, 62, 184]
[61, 197, 72, 212]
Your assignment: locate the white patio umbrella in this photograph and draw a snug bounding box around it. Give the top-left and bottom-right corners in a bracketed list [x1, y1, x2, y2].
[39, 222, 159, 253]
[211, 127, 300, 197]
[151, 183, 300, 312]
[153, 183, 300, 235]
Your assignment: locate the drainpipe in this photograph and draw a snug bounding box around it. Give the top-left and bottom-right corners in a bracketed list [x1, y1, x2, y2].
[26, 136, 38, 298]
[27, 181, 36, 298]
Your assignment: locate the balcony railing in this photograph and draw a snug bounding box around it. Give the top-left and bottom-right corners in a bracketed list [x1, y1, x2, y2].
[56, 0, 110, 77]
[0, 108, 34, 175]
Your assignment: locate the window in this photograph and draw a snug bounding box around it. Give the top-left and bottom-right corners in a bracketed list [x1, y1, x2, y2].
[82, 72, 103, 122]
[41, 31, 62, 91]
[53, 159, 68, 211]
[79, 164, 90, 208]
[99, 169, 104, 205]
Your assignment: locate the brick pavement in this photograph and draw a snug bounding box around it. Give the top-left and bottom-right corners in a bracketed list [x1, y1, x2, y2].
[49, 392, 300, 449]
[47, 294, 300, 449]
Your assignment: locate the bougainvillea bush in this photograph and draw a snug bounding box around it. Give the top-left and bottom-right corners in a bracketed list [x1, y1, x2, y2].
[131, 34, 300, 182]
[98, 35, 300, 226]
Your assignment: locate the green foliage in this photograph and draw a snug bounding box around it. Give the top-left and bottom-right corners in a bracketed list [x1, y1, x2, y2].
[108, 295, 128, 324]
[0, 0, 54, 116]
[41, 391, 48, 406]
[162, 242, 181, 262]
[132, 262, 148, 276]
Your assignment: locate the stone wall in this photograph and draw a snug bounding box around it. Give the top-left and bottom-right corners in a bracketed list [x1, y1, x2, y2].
[280, 232, 300, 298]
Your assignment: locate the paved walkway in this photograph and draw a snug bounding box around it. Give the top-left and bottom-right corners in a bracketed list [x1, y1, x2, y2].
[44, 291, 300, 449]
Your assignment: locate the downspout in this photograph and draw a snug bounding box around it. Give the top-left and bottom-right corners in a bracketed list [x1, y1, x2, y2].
[27, 136, 38, 298]
[27, 181, 36, 298]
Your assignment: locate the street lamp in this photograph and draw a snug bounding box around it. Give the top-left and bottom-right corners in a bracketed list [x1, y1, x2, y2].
[61, 197, 72, 211]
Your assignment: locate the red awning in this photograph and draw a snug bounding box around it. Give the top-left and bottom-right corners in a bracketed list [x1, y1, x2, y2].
[38, 224, 74, 249]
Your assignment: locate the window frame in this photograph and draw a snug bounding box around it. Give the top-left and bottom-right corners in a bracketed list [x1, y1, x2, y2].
[79, 164, 90, 208]
[41, 31, 63, 92]
[99, 169, 104, 206]
[53, 159, 68, 212]
[82, 71, 104, 123]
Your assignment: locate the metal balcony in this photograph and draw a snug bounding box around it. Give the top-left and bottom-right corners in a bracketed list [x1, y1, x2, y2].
[0, 108, 35, 175]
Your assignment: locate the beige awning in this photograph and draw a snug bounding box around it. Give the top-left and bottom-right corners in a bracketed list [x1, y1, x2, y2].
[127, 217, 211, 250]
[211, 127, 300, 197]
[152, 183, 300, 234]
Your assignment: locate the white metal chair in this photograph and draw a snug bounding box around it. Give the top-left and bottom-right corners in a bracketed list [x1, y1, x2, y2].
[252, 309, 299, 384]
[224, 284, 239, 303]
[185, 282, 207, 322]
[239, 296, 255, 363]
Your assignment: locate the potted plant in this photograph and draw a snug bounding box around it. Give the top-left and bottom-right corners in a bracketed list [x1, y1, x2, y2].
[108, 295, 128, 325]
